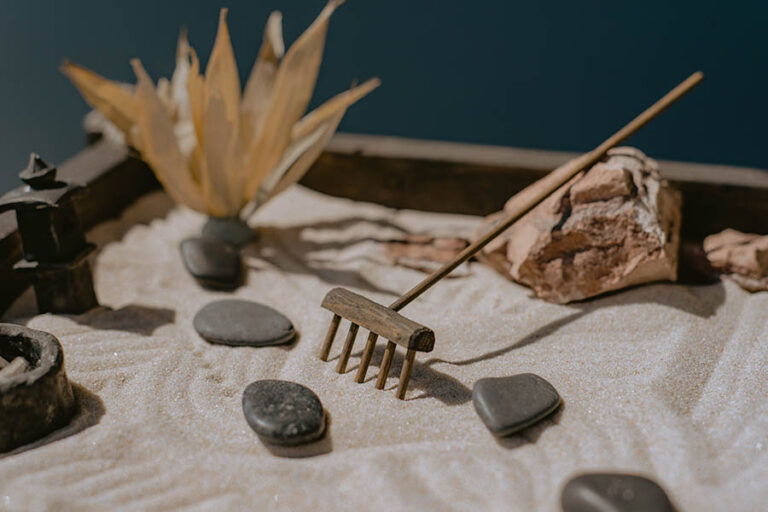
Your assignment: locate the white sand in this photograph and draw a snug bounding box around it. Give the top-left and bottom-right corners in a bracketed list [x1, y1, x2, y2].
[1, 186, 766, 511]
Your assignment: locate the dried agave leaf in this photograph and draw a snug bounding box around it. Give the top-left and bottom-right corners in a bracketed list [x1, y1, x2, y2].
[186, 49, 206, 149]
[202, 9, 243, 216]
[60, 60, 135, 134]
[206, 9, 241, 124]
[156, 77, 172, 111]
[186, 48, 209, 187]
[292, 77, 380, 141]
[250, 118, 329, 209]
[241, 11, 284, 145]
[131, 58, 205, 212]
[268, 108, 345, 200]
[203, 92, 241, 216]
[244, 0, 343, 199]
[65, 2, 377, 220]
[170, 28, 192, 121]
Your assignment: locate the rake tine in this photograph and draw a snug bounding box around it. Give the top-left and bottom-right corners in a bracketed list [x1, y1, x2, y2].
[396, 349, 416, 400]
[319, 314, 341, 361]
[355, 332, 379, 383]
[376, 341, 397, 389]
[336, 323, 360, 373]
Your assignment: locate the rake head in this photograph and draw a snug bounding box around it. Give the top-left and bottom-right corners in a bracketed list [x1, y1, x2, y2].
[318, 287, 434, 399]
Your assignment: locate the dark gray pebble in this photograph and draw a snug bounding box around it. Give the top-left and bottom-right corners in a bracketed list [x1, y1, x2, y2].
[242, 380, 326, 446]
[561, 473, 675, 512]
[180, 237, 242, 290]
[194, 299, 295, 347]
[472, 373, 561, 436]
[202, 217, 257, 248]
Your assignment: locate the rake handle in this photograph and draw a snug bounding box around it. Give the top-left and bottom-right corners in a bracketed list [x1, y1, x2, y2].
[389, 71, 704, 312]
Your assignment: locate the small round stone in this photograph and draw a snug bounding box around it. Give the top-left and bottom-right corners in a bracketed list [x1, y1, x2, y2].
[202, 217, 258, 248]
[242, 380, 326, 446]
[561, 473, 675, 512]
[472, 373, 561, 436]
[180, 237, 242, 290]
[193, 300, 295, 347]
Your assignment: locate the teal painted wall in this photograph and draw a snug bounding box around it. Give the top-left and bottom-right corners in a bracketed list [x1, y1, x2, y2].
[1, 1, 766, 192]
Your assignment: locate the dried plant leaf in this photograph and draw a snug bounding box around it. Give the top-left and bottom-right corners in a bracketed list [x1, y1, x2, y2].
[266, 109, 344, 202]
[156, 77, 172, 111]
[61, 60, 135, 134]
[241, 11, 284, 145]
[131, 58, 205, 212]
[205, 9, 241, 122]
[65, 2, 375, 220]
[244, 0, 343, 199]
[292, 77, 379, 141]
[250, 117, 330, 209]
[202, 9, 244, 216]
[170, 29, 192, 120]
[185, 48, 210, 191]
[203, 92, 241, 216]
[186, 49, 206, 150]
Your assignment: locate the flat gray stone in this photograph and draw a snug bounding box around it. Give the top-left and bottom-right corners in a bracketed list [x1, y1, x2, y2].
[202, 217, 257, 248]
[193, 299, 295, 347]
[472, 373, 561, 436]
[180, 237, 242, 290]
[242, 380, 326, 446]
[561, 473, 675, 512]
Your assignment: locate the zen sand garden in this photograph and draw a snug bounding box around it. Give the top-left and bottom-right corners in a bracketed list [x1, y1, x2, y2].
[0, 186, 766, 510]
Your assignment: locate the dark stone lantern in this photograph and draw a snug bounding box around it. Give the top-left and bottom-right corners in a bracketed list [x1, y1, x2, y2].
[0, 154, 98, 313]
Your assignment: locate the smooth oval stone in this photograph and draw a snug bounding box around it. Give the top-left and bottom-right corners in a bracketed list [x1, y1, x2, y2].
[193, 299, 295, 347]
[242, 380, 326, 446]
[180, 237, 242, 290]
[561, 473, 675, 512]
[202, 217, 258, 248]
[472, 373, 561, 436]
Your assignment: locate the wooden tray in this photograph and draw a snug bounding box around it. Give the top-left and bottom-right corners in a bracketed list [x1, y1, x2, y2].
[2, 133, 767, 314]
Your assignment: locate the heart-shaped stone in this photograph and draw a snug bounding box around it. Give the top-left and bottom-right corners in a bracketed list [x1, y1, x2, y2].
[472, 373, 561, 436]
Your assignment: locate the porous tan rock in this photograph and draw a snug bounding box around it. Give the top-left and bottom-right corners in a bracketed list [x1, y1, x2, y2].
[703, 229, 768, 292]
[478, 147, 682, 303]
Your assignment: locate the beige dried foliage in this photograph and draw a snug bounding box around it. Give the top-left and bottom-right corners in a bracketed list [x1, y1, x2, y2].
[62, 1, 379, 218]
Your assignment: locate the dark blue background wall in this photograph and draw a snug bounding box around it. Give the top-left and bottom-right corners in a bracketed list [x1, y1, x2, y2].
[1, 1, 766, 193]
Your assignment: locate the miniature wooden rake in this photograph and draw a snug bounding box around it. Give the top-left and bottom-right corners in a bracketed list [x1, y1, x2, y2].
[319, 72, 703, 399]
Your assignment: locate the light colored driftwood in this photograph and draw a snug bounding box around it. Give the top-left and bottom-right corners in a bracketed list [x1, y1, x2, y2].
[0, 355, 8, 369]
[321, 288, 435, 352]
[0, 357, 29, 380]
[703, 229, 768, 292]
[316, 72, 703, 400]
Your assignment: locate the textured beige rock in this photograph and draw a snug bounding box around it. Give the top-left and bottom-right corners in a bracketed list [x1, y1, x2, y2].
[479, 147, 682, 303]
[703, 229, 768, 292]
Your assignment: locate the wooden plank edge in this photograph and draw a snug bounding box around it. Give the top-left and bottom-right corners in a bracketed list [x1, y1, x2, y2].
[304, 133, 768, 238]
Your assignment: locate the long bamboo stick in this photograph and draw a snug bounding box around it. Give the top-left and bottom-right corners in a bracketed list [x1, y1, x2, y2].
[389, 71, 704, 312]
